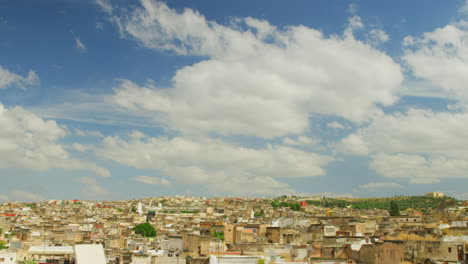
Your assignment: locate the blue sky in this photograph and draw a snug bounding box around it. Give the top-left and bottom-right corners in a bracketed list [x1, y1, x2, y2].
[1, 0, 468, 202]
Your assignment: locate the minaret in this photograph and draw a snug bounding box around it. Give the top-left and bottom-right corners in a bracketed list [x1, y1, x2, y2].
[137, 202, 143, 214]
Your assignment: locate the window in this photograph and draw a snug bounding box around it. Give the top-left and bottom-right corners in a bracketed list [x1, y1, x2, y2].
[448, 247, 452, 253]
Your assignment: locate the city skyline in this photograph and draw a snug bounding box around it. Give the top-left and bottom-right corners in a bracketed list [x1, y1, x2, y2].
[1, 0, 468, 201]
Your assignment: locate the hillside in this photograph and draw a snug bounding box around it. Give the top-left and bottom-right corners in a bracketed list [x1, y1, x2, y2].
[306, 195, 458, 212]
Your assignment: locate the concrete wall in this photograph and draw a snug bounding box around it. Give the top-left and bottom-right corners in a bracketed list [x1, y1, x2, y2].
[0, 251, 17, 264]
[209, 255, 259, 264]
[357, 242, 404, 264]
[266, 227, 280, 244]
[224, 225, 235, 245]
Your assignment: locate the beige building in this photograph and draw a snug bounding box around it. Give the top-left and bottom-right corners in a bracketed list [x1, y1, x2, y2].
[425, 192, 444, 198]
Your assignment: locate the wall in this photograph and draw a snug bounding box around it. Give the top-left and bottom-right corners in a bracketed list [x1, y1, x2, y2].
[0, 251, 17, 264]
[209, 255, 259, 264]
[357, 242, 404, 264]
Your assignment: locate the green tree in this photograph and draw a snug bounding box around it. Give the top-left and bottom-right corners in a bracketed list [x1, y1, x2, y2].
[254, 212, 264, 217]
[133, 223, 157, 237]
[210, 228, 224, 241]
[389, 201, 401, 216]
[271, 200, 279, 209]
[289, 203, 302, 211]
[21, 260, 38, 264]
[0, 240, 8, 250]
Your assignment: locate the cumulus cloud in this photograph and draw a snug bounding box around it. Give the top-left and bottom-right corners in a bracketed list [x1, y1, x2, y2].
[370, 153, 468, 184]
[327, 121, 349, 129]
[359, 182, 402, 189]
[340, 109, 468, 183]
[134, 175, 171, 186]
[460, 1, 468, 15]
[339, 21, 468, 186]
[0, 66, 39, 89]
[95, 132, 333, 195]
[0, 103, 110, 177]
[367, 29, 390, 46]
[71, 143, 94, 152]
[108, 0, 402, 138]
[95, 0, 113, 14]
[346, 16, 364, 34]
[282, 136, 318, 147]
[340, 109, 468, 157]
[403, 21, 468, 100]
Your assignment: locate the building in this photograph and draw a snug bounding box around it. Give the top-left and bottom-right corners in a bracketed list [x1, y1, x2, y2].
[0, 250, 17, 264]
[426, 192, 444, 198]
[74, 244, 106, 264]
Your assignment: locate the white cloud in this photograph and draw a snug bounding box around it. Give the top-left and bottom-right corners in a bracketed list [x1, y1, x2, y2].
[370, 153, 468, 184]
[347, 16, 364, 33]
[341, 109, 468, 157]
[0, 66, 39, 89]
[460, 1, 468, 15]
[403, 21, 468, 100]
[95, 0, 113, 14]
[109, 0, 402, 138]
[0, 103, 110, 177]
[31, 99, 157, 128]
[348, 3, 359, 14]
[282, 136, 318, 147]
[134, 175, 171, 186]
[10, 190, 45, 202]
[359, 182, 402, 189]
[77, 177, 109, 197]
[340, 109, 468, 183]
[95, 132, 333, 195]
[75, 37, 87, 52]
[367, 29, 390, 46]
[327, 121, 349, 129]
[339, 133, 368, 155]
[71, 143, 93, 152]
[74, 129, 103, 137]
[96, 22, 104, 30]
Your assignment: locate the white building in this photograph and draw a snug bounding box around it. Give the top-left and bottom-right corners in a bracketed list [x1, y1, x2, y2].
[210, 255, 262, 264]
[74, 244, 106, 264]
[0, 250, 17, 264]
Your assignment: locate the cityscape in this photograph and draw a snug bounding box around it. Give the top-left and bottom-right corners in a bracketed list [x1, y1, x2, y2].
[0, 193, 467, 264]
[2, 0, 468, 263]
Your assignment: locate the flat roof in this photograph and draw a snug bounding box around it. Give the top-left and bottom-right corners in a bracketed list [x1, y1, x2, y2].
[75, 244, 106, 264]
[28, 246, 74, 255]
